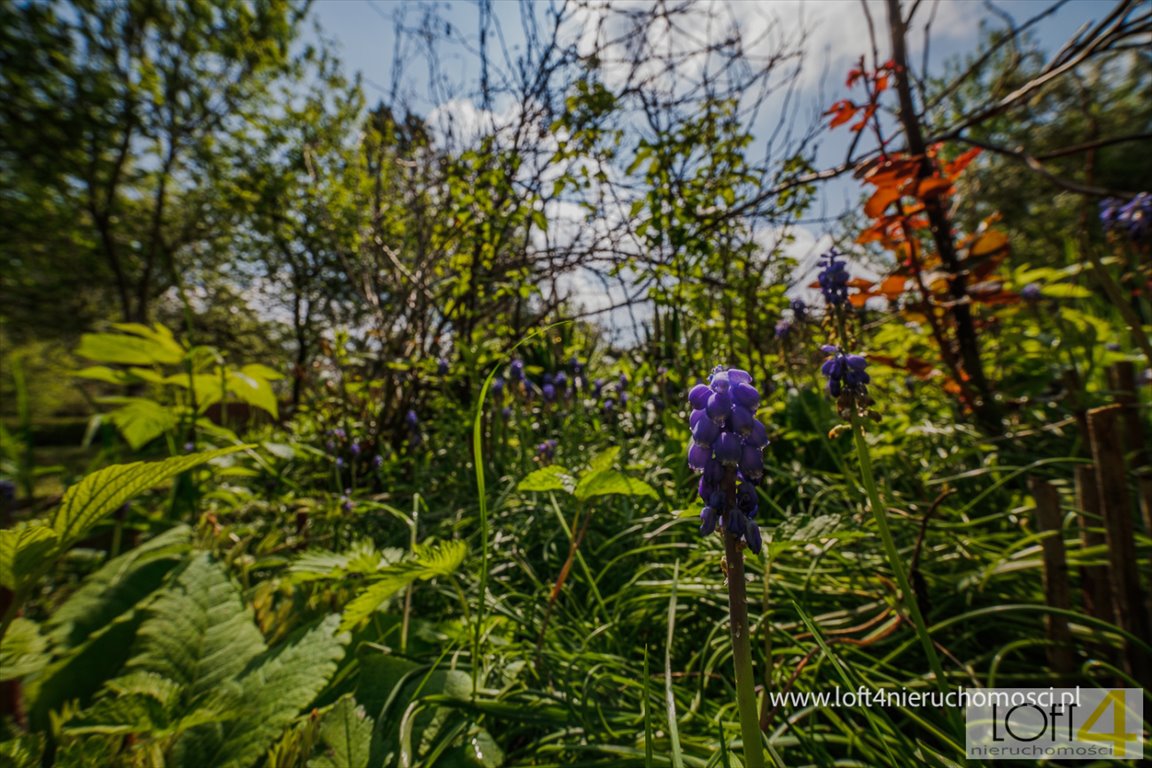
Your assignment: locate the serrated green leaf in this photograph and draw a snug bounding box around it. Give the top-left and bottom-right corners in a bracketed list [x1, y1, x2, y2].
[182, 615, 347, 768]
[516, 466, 575, 494]
[340, 541, 467, 631]
[0, 523, 59, 591]
[311, 695, 373, 768]
[0, 617, 48, 681]
[127, 554, 267, 711]
[50, 447, 248, 549]
[574, 470, 658, 501]
[587, 447, 620, 476]
[46, 525, 190, 648]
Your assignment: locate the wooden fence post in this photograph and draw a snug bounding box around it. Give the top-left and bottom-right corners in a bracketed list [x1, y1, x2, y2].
[1030, 477, 1076, 675]
[1086, 404, 1151, 689]
[1074, 466, 1112, 623]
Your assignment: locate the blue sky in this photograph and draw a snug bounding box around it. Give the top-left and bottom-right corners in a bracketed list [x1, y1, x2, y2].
[304, 1, 1121, 329]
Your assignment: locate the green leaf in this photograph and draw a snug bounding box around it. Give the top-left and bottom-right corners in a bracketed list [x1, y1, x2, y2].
[183, 615, 348, 768]
[340, 540, 468, 632]
[516, 466, 575, 494]
[97, 397, 177, 449]
[1037, 283, 1092, 299]
[574, 470, 658, 501]
[126, 554, 267, 711]
[586, 447, 620, 476]
[50, 446, 248, 549]
[0, 617, 49, 681]
[76, 327, 184, 366]
[241, 363, 283, 381]
[74, 366, 131, 385]
[45, 525, 191, 649]
[0, 522, 59, 591]
[227, 369, 279, 418]
[311, 694, 374, 768]
[0, 734, 45, 768]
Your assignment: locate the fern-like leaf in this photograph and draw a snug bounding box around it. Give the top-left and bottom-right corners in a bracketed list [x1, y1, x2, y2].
[126, 554, 266, 712]
[181, 615, 347, 768]
[339, 540, 468, 632]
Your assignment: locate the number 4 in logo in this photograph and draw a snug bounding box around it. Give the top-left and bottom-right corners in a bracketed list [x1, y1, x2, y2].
[1078, 691, 1139, 758]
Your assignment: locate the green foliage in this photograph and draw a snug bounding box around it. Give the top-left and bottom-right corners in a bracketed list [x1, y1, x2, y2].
[517, 447, 658, 501]
[337, 540, 469, 632]
[75, 323, 281, 449]
[0, 447, 244, 600]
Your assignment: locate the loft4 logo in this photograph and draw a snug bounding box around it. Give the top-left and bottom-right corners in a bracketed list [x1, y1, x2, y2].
[966, 688, 1145, 760]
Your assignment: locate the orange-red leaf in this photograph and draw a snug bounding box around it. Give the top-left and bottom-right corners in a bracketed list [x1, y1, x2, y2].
[864, 186, 901, 218]
[878, 275, 907, 299]
[945, 147, 982, 179]
[850, 105, 877, 132]
[915, 177, 952, 199]
[826, 100, 858, 128]
[848, 293, 871, 308]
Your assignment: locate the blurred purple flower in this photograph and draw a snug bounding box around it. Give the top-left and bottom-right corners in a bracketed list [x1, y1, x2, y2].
[686, 365, 767, 554]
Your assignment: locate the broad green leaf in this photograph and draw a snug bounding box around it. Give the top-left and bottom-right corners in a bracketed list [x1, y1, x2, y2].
[242, 363, 283, 381]
[50, 446, 248, 549]
[0, 522, 58, 591]
[516, 466, 575, 494]
[311, 695, 374, 768]
[227, 369, 279, 418]
[587, 447, 620, 476]
[574, 470, 658, 501]
[127, 554, 267, 711]
[0, 617, 48, 681]
[74, 366, 130, 385]
[77, 329, 184, 366]
[98, 397, 177, 449]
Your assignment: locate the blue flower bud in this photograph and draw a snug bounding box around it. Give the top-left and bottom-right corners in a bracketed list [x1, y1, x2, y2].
[706, 391, 732, 421]
[692, 417, 721, 446]
[726, 507, 745, 536]
[739, 445, 764, 482]
[688, 442, 711, 471]
[745, 520, 763, 554]
[730, 381, 759, 409]
[715, 433, 741, 465]
[747, 419, 769, 448]
[688, 383, 712, 410]
[728, 369, 753, 386]
[700, 506, 718, 536]
[731, 404, 755, 435]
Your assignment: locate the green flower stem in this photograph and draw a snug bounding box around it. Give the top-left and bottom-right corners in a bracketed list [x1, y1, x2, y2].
[849, 411, 949, 694]
[724, 530, 765, 768]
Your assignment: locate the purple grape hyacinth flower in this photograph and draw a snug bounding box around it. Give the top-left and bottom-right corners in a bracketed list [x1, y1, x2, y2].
[1020, 283, 1042, 302]
[1101, 192, 1151, 244]
[817, 249, 850, 306]
[790, 298, 808, 321]
[820, 345, 870, 399]
[686, 366, 768, 554]
[774, 319, 791, 340]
